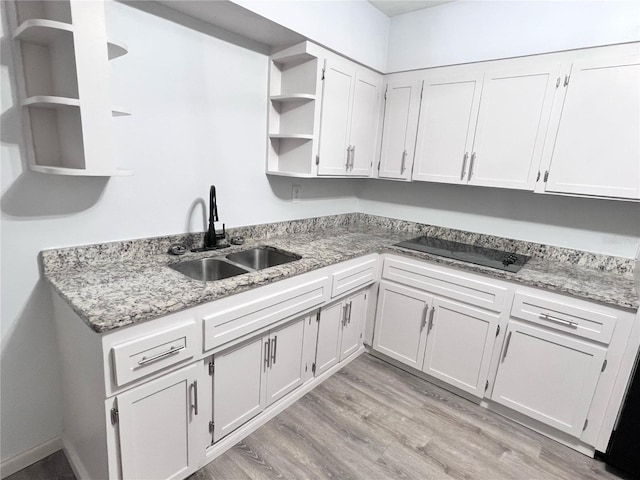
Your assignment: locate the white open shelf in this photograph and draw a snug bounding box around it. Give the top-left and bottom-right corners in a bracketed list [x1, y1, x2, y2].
[8, 1, 132, 177]
[270, 94, 316, 103]
[268, 133, 314, 140]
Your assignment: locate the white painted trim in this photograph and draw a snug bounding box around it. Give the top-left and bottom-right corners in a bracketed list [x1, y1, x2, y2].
[0, 436, 62, 479]
[204, 347, 366, 464]
[61, 437, 92, 480]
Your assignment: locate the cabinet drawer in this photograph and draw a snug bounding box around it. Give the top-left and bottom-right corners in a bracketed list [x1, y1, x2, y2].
[111, 320, 197, 387]
[382, 256, 507, 312]
[331, 256, 378, 298]
[204, 276, 330, 351]
[510, 292, 617, 343]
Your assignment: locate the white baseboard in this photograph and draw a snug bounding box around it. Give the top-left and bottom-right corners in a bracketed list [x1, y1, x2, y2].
[0, 436, 62, 479]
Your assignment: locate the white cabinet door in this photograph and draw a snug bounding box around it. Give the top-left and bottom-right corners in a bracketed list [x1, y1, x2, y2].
[348, 70, 381, 176]
[469, 64, 561, 190]
[213, 336, 266, 442]
[339, 290, 367, 361]
[317, 58, 355, 176]
[543, 56, 640, 199]
[315, 301, 344, 376]
[491, 320, 607, 437]
[372, 281, 431, 369]
[412, 75, 482, 184]
[118, 363, 201, 480]
[422, 297, 499, 398]
[378, 81, 422, 180]
[265, 317, 305, 406]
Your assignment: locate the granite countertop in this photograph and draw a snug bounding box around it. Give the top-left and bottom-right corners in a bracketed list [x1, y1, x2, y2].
[41, 214, 639, 333]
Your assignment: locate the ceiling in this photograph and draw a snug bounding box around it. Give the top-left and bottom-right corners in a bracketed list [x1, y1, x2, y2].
[369, 0, 456, 17]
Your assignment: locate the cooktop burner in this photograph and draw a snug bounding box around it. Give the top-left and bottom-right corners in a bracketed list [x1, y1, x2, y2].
[394, 236, 530, 273]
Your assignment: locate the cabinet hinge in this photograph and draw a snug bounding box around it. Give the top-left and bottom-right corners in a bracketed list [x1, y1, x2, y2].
[209, 361, 215, 376]
[583, 419, 589, 431]
[209, 420, 214, 433]
[312, 363, 316, 374]
[110, 408, 119, 425]
[543, 170, 549, 182]
[316, 154, 320, 166]
[485, 380, 489, 392]
[555, 77, 561, 88]
[316, 311, 320, 322]
[564, 75, 570, 87]
[536, 171, 540, 182]
[601, 359, 608, 372]
[496, 325, 500, 337]
[384, 84, 388, 101]
[420, 81, 424, 99]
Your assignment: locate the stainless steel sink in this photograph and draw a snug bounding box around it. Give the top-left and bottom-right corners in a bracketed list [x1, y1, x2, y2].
[169, 258, 249, 282]
[226, 246, 301, 270]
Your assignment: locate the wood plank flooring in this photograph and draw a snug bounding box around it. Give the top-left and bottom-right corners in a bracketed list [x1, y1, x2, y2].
[6, 354, 628, 480]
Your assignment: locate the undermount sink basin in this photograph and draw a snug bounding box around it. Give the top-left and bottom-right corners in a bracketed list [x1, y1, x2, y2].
[226, 246, 301, 270]
[169, 258, 248, 282]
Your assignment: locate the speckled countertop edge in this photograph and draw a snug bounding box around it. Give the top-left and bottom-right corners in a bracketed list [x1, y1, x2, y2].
[41, 214, 639, 333]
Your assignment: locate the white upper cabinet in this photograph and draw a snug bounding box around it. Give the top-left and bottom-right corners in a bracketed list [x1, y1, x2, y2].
[348, 70, 382, 176]
[378, 80, 422, 180]
[540, 55, 640, 199]
[412, 74, 482, 184]
[317, 57, 355, 175]
[413, 64, 560, 190]
[317, 58, 381, 176]
[469, 64, 561, 190]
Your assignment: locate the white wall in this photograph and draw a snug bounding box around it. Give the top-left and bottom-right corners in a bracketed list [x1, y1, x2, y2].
[231, 0, 390, 71]
[387, 0, 640, 72]
[0, 0, 359, 465]
[358, 181, 640, 258]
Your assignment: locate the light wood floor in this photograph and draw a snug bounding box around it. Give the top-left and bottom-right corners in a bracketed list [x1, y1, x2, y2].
[7, 354, 627, 480]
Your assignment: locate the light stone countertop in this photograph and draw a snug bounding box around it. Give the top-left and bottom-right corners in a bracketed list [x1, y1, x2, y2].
[41, 214, 638, 333]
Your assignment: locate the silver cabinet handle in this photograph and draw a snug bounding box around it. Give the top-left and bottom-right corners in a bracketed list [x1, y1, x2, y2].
[342, 304, 349, 326]
[468, 152, 476, 180]
[264, 338, 271, 370]
[192, 380, 199, 415]
[350, 145, 355, 170]
[502, 331, 512, 361]
[400, 150, 408, 174]
[461, 152, 469, 180]
[345, 145, 352, 169]
[138, 344, 185, 366]
[271, 335, 277, 365]
[346, 301, 353, 324]
[427, 306, 435, 332]
[540, 313, 578, 328]
[420, 304, 428, 330]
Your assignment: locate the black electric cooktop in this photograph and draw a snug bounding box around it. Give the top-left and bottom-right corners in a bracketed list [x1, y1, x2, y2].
[395, 236, 531, 273]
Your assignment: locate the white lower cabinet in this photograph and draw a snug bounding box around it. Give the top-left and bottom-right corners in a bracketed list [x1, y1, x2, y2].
[315, 289, 368, 376]
[213, 315, 307, 443]
[373, 278, 499, 399]
[422, 297, 500, 398]
[491, 320, 607, 437]
[117, 363, 202, 480]
[373, 280, 431, 369]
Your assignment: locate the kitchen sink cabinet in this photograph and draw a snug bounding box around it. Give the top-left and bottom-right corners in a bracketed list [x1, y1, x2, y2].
[315, 289, 369, 376]
[412, 63, 560, 191]
[213, 315, 308, 443]
[317, 57, 382, 176]
[422, 297, 500, 398]
[377, 79, 422, 180]
[538, 54, 640, 199]
[491, 320, 607, 437]
[116, 363, 203, 480]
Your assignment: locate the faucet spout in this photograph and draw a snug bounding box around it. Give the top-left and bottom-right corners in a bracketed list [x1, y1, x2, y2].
[192, 185, 230, 252]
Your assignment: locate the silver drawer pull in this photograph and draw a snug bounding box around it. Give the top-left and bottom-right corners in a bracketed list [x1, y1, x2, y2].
[138, 344, 185, 366]
[540, 313, 579, 328]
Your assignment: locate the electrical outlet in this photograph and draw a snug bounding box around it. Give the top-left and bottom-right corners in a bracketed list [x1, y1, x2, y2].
[292, 185, 301, 203]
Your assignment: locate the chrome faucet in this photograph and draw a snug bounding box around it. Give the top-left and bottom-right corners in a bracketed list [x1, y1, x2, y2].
[192, 185, 229, 252]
